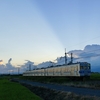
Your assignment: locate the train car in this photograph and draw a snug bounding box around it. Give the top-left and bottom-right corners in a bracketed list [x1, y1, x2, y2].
[23, 62, 91, 79]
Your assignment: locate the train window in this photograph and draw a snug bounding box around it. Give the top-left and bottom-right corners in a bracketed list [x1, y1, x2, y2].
[88, 66, 90, 69]
[66, 68, 67, 71]
[88, 64, 90, 69]
[80, 66, 83, 69]
[84, 66, 88, 70]
[81, 66, 88, 70]
[62, 67, 65, 72]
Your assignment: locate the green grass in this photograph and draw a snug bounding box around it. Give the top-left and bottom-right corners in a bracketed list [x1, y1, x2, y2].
[0, 78, 42, 100]
[90, 72, 100, 80]
[20, 76, 70, 83]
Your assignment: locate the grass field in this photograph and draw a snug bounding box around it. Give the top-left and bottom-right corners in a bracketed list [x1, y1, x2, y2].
[90, 72, 100, 80]
[0, 73, 100, 100]
[0, 78, 42, 100]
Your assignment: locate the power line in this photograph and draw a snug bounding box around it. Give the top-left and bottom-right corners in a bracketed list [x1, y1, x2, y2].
[48, 49, 100, 64]
[31, 35, 100, 66]
[66, 35, 100, 50]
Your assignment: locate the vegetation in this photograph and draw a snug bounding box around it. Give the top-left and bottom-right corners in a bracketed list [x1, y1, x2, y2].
[90, 72, 100, 80]
[22, 83, 100, 100]
[20, 76, 70, 83]
[0, 73, 100, 100]
[0, 78, 42, 100]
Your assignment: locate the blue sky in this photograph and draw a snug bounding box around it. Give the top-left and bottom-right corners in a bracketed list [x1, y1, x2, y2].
[0, 0, 100, 66]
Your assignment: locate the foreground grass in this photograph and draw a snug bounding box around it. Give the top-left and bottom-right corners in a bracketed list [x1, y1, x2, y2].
[90, 72, 100, 80]
[0, 78, 42, 100]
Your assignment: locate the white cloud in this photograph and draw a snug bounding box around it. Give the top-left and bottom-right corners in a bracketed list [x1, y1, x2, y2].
[0, 58, 15, 74]
[68, 44, 100, 72]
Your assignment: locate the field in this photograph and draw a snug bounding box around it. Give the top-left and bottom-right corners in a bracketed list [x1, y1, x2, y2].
[90, 72, 100, 80]
[0, 73, 100, 100]
[0, 78, 42, 100]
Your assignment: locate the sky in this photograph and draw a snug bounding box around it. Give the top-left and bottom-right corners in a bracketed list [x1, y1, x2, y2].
[0, 0, 100, 67]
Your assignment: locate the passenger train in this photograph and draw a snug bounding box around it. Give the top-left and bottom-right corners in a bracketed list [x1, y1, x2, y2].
[23, 62, 91, 78]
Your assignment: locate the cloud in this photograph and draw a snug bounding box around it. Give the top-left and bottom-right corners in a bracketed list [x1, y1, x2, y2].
[68, 44, 100, 72]
[37, 61, 55, 68]
[35, 44, 100, 72]
[0, 58, 15, 74]
[8, 58, 12, 63]
[0, 44, 100, 73]
[0, 60, 3, 65]
[0, 60, 3, 62]
[20, 60, 35, 72]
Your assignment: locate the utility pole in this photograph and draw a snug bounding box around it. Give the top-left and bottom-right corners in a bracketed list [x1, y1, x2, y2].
[16, 67, 20, 75]
[65, 48, 67, 65]
[18, 67, 20, 75]
[17, 65, 21, 75]
[29, 64, 31, 71]
[71, 53, 73, 64]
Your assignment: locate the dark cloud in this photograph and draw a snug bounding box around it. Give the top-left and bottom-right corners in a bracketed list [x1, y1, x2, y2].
[0, 60, 3, 62]
[8, 58, 12, 63]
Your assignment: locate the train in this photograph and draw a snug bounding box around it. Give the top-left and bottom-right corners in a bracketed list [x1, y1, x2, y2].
[23, 52, 91, 80]
[23, 62, 91, 79]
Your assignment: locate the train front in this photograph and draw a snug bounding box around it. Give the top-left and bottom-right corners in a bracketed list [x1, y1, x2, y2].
[79, 62, 91, 77]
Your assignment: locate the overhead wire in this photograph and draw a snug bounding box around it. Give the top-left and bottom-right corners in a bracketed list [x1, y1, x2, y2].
[42, 48, 100, 65]
[52, 48, 100, 64]
[66, 35, 100, 50]
[42, 36, 100, 61]
[33, 35, 100, 66]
